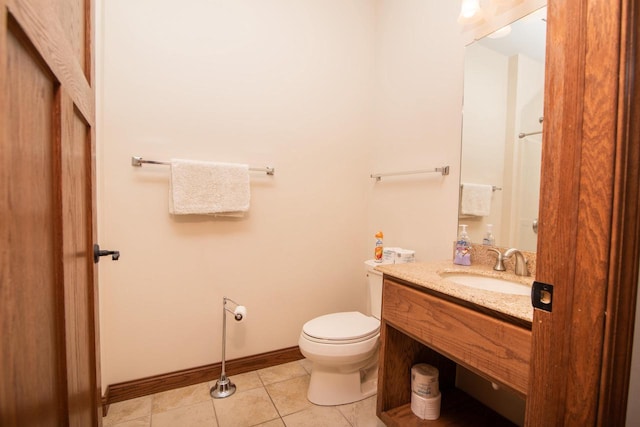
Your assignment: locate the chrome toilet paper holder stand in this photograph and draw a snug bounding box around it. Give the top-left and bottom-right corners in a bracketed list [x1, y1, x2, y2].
[210, 296, 245, 399]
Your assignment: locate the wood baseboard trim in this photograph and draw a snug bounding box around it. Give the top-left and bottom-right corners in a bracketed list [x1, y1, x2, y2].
[102, 346, 303, 414]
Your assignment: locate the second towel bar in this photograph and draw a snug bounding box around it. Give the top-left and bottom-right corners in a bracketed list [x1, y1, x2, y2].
[460, 184, 502, 192]
[518, 130, 543, 139]
[131, 156, 275, 175]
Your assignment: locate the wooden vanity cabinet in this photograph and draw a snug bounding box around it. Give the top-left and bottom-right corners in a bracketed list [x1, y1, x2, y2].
[377, 277, 532, 426]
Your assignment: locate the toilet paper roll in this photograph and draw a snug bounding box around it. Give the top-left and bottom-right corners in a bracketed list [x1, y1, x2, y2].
[395, 249, 415, 264]
[396, 248, 415, 256]
[411, 391, 441, 420]
[233, 305, 247, 321]
[383, 247, 400, 263]
[411, 364, 439, 397]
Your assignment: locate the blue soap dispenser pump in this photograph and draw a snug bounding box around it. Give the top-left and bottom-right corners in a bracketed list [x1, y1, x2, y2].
[454, 224, 471, 266]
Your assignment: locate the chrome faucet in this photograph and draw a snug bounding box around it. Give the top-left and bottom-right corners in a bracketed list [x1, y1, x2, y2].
[503, 248, 529, 276]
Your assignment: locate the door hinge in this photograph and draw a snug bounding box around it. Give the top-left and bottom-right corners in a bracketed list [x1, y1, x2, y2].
[532, 281, 553, 312]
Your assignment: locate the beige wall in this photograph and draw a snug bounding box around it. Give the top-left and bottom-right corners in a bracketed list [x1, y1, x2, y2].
[97, 0, 464, 388]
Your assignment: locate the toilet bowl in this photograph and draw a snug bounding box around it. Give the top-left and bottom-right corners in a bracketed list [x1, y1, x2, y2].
[298, 261, 383, 406]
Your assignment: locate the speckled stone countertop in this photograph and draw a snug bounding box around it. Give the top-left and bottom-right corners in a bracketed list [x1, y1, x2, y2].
[375, 258, 534, 324]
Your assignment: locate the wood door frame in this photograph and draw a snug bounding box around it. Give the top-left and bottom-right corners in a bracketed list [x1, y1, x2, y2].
[526, 0, 639, 425]
[598, 0, 639, 422]
[1, 0, 100, 424]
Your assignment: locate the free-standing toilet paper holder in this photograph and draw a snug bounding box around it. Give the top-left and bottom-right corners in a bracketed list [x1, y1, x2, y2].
[210, 296, 246, 399]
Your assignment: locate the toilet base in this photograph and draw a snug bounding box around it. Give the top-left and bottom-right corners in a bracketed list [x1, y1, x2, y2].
[307, 361, 378, 406]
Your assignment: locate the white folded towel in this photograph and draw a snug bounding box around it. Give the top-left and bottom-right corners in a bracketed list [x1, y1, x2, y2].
[460, 183, 493, 216]
[169, 159, 250, 216]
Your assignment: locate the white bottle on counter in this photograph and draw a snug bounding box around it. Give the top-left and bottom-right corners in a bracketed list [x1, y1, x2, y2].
[482, 224, 495, 246]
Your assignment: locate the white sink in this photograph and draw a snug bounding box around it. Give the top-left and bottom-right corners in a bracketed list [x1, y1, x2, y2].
[440, 273, 531, 296]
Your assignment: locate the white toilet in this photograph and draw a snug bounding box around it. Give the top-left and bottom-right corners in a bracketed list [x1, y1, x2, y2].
[298, 260, 383, 406]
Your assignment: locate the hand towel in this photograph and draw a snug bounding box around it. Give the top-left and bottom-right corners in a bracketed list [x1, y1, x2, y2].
[460, 183, 493, 216]
[169, 159, 250, 216]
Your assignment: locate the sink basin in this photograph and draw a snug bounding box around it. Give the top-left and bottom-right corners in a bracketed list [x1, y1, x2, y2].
[440, 273, 531, 296]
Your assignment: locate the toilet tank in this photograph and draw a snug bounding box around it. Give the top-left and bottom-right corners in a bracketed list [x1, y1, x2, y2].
[364, 260, 384, 319]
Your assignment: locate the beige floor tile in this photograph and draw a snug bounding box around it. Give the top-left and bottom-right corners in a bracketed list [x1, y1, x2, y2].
[265, 375, 313, 417]
[281, 406, 351, 427]
[208, 371, 264, 393]
[109, 416, 150, 427]
[213, 386, 279, 427]
[152, 382, 212, 413]
[152, 401, 217, 427]
[337, 395, 386, 427]
[103, 395, 152, 426]
[257, 361, 308, 385]
[104, 361, 382, 427]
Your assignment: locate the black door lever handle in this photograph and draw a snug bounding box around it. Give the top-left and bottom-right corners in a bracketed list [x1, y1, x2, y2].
[94, 244, 120, 263]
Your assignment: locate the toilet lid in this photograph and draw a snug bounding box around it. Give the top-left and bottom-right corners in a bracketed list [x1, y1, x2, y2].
[302, 312, 380, 342]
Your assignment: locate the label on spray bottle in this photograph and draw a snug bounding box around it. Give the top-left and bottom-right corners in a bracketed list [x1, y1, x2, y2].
[374, 231, 384, 263]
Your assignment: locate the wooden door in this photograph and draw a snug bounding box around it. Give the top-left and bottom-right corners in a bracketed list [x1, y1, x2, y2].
[0, 0, 100, 426]
[526, 0, 639, 425]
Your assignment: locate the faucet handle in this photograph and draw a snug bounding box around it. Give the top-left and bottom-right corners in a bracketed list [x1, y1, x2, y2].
[488, 248, 506, 271]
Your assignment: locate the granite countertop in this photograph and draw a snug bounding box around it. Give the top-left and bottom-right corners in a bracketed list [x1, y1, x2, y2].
[375, 259, 534, 323]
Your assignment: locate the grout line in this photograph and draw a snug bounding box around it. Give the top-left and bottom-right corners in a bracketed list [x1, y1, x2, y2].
[248, 414, 282, 427]
[298, 359, 313, 375]
[148, 393, 154, 425]
[262, 381, 285, 419]
[210, 398, 220, 427]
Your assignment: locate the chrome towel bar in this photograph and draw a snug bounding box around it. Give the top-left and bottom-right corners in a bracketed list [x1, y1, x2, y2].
[371, 166, 449, 181]
[131, 156, 275, 175]
[519, 116, 544, 139]
[460, 184, 502, 192]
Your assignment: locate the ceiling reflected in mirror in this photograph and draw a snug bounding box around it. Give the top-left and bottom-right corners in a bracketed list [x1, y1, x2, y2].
[478, 7, 546, 63]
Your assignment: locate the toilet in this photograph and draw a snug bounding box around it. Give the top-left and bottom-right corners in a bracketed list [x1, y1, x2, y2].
[298, 260, 383, 406]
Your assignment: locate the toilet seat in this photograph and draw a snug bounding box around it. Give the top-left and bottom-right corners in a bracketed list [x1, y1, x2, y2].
[302, 312, 380, 344]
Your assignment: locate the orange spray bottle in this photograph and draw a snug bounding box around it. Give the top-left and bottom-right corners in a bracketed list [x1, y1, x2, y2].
[374, 231, 384, 263]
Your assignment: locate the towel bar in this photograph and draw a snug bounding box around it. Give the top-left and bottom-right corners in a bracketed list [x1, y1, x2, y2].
[131, 156, 275, 175]
[370, 166, 449, 181]
[460, 184, 502, 192]
[518, 130, 543, 139]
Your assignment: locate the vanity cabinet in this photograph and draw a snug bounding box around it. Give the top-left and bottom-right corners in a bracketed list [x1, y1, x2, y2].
[377, 277, 532, 426]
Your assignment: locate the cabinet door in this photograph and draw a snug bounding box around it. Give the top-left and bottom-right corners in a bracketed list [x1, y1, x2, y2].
[383, 280, 531, 397]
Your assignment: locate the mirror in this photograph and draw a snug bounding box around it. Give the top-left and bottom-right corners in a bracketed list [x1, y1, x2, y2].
[459, 6, 547, 251]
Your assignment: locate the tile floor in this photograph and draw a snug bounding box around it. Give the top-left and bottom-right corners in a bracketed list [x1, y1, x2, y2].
[103, 359, 386, 427]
